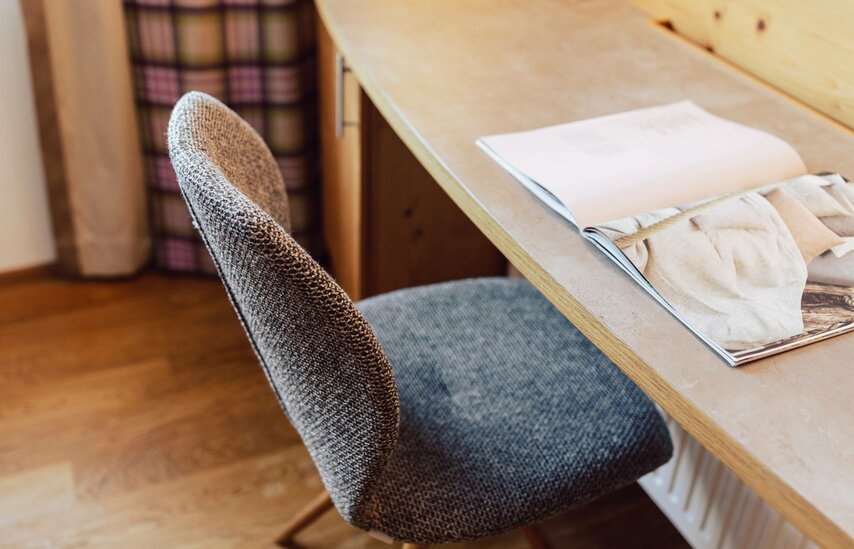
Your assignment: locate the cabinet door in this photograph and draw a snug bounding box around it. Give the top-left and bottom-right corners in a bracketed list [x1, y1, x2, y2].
[318, 19, 506, 299]
[318, 18, 363, 299]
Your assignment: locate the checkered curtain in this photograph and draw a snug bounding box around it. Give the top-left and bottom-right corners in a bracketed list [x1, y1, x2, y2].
[124, 0, 320, 273]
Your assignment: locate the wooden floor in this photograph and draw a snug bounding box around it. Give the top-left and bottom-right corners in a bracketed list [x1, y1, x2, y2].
[0, 270, 689, 548]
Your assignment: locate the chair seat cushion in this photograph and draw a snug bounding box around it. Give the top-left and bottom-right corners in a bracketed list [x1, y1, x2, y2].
[357, 278, 672, 544]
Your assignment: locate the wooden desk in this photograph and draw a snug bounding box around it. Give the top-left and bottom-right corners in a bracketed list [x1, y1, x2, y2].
[315, 1, 854, 546]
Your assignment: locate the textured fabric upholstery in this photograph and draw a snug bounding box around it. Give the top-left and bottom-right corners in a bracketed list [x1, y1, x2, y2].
[168, 92, 399, 525]
[168, 92, 672, 545]
[359, 279, 673, 543]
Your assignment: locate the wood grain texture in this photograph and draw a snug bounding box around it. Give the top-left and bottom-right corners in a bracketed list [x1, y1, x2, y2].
[275, 491, 333, 545]
[628, 0, 854, 130]
[0, 271, 686, 548]
[361, 99, 507, 295]
[319, 18, 505, 299]
[313, 1, 854, 546]
[319, 18, 364, 299]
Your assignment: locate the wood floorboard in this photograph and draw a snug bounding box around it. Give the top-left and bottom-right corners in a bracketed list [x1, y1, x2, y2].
[0, 271, 689, 548]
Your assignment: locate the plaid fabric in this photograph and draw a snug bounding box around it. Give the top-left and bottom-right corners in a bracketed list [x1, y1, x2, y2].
[124, 0, 320, 273]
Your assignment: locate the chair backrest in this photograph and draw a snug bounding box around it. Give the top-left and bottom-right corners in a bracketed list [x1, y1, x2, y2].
[167, 92, 399, 524]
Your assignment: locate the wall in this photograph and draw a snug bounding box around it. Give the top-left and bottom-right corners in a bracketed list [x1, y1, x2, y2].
[629, 0, 854, 130]
[0, 0, 55, 273]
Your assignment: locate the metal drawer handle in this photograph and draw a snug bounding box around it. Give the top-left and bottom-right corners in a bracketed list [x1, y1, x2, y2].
[335, 52, 358, 138]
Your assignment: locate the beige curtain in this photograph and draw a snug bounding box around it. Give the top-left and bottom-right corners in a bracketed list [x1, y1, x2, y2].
[20, 0, 149, 277]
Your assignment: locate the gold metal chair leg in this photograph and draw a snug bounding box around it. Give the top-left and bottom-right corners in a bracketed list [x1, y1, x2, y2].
[275, 491, 334, 547]
[521, 524, 550, 549]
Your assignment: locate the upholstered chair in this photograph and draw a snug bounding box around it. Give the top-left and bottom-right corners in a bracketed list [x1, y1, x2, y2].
[167, 91, 672, 549]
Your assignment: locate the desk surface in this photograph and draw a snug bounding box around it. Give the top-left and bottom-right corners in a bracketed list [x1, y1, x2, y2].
[315, 1, 854, 546]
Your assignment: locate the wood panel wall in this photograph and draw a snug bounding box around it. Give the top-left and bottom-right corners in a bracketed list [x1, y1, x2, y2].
[628, 0, 854, 129]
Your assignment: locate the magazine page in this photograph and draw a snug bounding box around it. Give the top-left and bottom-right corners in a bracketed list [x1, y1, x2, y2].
[584, 173, 854, 366]
[478, 101, 807, 228]
[476, 139, 579, 226]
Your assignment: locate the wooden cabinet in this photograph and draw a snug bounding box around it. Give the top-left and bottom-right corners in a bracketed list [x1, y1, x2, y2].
[318, 20, 363, 296]
[317, 19, 505, 300]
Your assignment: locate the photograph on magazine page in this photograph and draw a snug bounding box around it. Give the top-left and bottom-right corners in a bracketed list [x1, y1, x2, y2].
[595, 173, 854, 363]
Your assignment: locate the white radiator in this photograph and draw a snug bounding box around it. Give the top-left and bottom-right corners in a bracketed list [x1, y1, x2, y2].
[639, 410, 816, 549]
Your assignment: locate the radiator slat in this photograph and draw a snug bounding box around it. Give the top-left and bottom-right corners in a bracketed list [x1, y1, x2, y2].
[638, 408, 816, 549]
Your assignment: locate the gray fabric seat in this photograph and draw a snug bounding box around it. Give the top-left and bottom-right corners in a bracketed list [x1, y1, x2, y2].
[167, 91, 672, 546]
[360, 279, 672, 542]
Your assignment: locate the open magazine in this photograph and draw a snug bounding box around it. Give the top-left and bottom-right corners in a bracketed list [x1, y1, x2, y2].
[478, 101, 854, 366]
